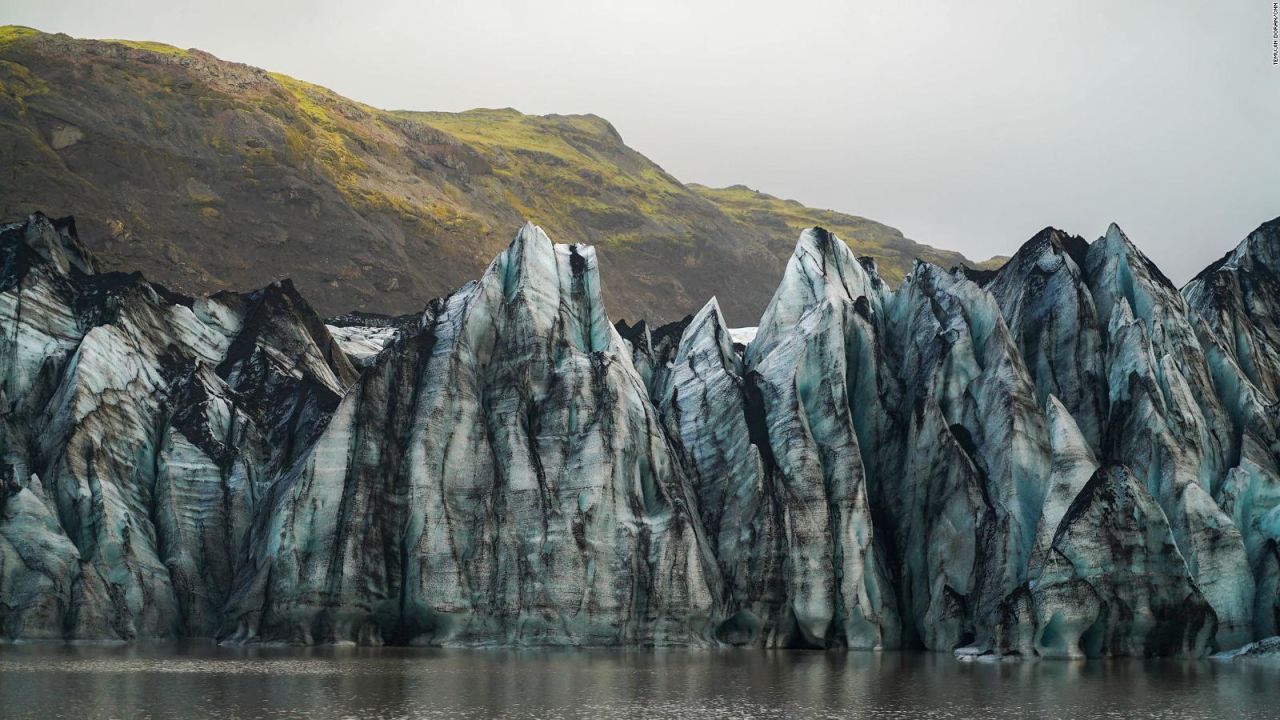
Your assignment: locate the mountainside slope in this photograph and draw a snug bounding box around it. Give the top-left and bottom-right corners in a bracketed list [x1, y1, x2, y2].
[0, 25, 996, 325]
[689, 184, 1005, 284]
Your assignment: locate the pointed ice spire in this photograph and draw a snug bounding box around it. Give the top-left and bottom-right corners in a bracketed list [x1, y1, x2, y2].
[747, 227, 879, 366]
[1234, 216, 1280, 270]
[673, 297, 736, 369]
[1085, 222, 1185, 328]
[986, 226, 1105, 452]
[989, 227, 1090, 283]
[496, 221, 560, 306]
[483, 222, 612, 353]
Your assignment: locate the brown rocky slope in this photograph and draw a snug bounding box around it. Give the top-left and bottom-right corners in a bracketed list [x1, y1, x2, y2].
[0, 25, 1000, 324]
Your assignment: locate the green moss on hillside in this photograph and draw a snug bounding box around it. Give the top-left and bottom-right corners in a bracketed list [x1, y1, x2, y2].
[0, 26, 40, 48]
[104, 38, 192, 57]
[0, 25, 999, 323]
[690, 183, 1001, 283]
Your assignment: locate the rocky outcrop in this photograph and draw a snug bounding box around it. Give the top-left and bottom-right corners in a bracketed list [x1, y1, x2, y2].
[4, 211, 1280, 659]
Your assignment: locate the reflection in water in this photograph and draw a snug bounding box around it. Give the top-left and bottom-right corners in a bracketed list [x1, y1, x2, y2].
[0, 643, 1276, 719]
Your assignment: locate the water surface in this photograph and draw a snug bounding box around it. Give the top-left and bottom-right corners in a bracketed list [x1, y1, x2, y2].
[0, 643, 1275, 719]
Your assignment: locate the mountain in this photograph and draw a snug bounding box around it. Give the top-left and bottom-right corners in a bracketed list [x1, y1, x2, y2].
[0, 25, 999, 325]
[2, 209, 1278, 657]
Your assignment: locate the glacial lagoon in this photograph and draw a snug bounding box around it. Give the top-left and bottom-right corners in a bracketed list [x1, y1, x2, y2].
[0, 643, 1276, 719]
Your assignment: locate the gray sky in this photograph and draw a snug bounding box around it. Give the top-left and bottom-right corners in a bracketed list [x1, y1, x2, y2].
[4, 0, 1279, 280]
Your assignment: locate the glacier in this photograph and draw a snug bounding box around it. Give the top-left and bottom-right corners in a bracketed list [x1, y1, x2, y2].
[3, 211, 1280, 658]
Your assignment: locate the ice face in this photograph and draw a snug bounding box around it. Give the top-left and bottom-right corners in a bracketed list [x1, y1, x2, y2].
[326, 325, 399, 366]
[880, 262, 1054, 652]
[650, 299, 780, 645]
[4, 212, 1280, 658]
[727, 326, 758, 347]
[1083, 226, 1253, 648]
[987, 228, 1106, 453]
[747, 227, 884, 368]
[0, 214, 358, 640]
[749, 296, 898, 648]
[223, 222, 721, 646]
[1182, 218, 1280, 641]
[1030, 465, 1216, 658]
[1185, 219, 1280, 399]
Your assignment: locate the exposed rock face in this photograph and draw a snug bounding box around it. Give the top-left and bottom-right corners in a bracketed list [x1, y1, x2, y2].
[4, 211, 1280, 659]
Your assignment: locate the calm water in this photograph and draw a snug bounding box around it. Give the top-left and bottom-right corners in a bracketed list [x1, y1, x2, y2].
[0, 643, 1276, 719]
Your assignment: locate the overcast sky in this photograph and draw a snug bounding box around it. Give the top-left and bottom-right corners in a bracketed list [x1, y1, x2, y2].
[4, 0, 1279, 280]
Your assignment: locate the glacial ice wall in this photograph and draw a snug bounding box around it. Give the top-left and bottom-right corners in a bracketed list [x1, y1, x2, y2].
[3, 211, 1280, 658]
[222, 223, 720, 645]
[0, 214, 357, 639]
